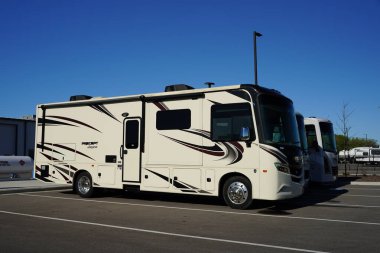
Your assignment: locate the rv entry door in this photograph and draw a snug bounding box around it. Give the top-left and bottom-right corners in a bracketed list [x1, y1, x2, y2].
[122, 118, 141, 182]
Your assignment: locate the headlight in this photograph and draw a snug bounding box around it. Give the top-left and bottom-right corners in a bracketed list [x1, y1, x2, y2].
[274, 162, 290, 174]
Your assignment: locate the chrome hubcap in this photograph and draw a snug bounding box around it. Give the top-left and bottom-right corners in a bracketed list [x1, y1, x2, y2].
[227, 182, 248, 204]
[78, 176, 91, 195]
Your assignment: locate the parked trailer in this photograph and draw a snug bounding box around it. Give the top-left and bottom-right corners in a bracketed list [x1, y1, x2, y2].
[34, 84, 304, 209]
[304, 117, 338, 183]
[351, 147, 380, 164]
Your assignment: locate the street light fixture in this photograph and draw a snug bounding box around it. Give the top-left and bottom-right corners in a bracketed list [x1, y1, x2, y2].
[254, 31, 262, 85]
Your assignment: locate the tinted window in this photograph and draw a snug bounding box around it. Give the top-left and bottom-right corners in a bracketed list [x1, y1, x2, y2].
[305, 124, 317, 148]
[211, 103, 254, 141]
[319, 122, 337, 152]
[156, 109, 191, 130]
[125, 120, 139, 149]
[259, 95, 300, 146]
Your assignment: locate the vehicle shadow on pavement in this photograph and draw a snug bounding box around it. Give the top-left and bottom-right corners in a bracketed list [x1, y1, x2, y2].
[61, 177, 353, 212]
[62, 189, 226, 207]
[257, 178, 353, 214]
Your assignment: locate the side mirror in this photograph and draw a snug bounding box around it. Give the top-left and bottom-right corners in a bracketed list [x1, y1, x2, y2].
[240, 127, 250, 141]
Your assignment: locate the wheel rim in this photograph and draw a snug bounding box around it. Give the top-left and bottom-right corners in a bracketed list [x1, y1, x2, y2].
[78, 175, 91, 195]
[227, 181, 248, 205]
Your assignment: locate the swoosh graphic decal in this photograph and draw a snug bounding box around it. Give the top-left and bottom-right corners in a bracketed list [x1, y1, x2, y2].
[44, 143, 95, 161]
[90, 104, 120, 123]
[162, 129, 244, 165]
[34, 166, 54, 183]
[153, 101, 169, 111]
[161, 135, 225, 157]
[39, 152, 59, 161]
[48, 115, 101, 133]
[260, 146, 288, 164]
[146, 169, 211, 194]
[36, 144, 64, 155]
[146, 169, 190, 189]
[52, 164, 71, 182]
[38, 118, 76, 127]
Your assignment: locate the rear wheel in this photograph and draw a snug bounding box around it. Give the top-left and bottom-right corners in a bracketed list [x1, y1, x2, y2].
[222, 176, 253, 209]
[75, 172, 95, 198]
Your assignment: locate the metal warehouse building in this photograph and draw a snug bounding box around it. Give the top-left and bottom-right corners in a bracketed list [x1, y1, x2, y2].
[0, 116, 35, 158]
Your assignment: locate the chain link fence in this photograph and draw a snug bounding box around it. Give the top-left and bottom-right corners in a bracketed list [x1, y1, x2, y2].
[338, 163, 380, 176]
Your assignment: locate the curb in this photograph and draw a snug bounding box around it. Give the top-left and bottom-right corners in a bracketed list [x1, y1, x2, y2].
[0, 185, 71, 195]
[350, 181, 380, 186]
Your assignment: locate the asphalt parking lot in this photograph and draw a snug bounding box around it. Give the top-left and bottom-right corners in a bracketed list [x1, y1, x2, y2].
[1, 182, 379, 253]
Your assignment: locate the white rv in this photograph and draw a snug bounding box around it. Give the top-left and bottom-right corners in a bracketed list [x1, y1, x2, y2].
[349, 147, 380, 164]
[295, 113, 310, 187]
[34, 84, 304, 209]
[304, 117, 338, 183]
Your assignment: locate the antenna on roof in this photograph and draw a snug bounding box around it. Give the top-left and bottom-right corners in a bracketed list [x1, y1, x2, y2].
[204, 82, 215, 88]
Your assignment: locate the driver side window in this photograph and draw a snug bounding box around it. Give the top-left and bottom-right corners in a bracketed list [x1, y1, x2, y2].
[211, 103, 255, 142]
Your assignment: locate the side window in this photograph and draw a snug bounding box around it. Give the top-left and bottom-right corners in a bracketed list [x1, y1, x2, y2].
[305, 125, 317, 148]
[125, 120, 139, 149]
[211, 103, 254, 141]
[156, 109, 191, 130]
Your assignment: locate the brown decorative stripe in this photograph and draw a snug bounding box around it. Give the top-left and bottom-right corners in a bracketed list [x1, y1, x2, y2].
[44, 143, 95, 161]
[36, 144, 64, 155]
[153, 101, 169, 111]
[162, 135, 225, 157]
[48, 115, 101, 133]
[90, 104, 120, 122]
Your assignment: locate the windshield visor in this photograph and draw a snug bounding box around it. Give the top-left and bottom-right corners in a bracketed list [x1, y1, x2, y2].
[259, 95, 300, 146]
[319, 122, 337, 153]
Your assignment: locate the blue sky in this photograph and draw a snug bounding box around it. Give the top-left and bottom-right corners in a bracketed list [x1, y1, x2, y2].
[1, 0, 379, 143]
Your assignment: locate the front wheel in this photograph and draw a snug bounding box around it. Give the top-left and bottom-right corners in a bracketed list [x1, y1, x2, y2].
[75, 172, 95, 198]
[222, 176, 253, 209]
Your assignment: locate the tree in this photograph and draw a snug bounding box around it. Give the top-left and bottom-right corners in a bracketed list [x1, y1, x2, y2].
[337, 103, 353, 175]
[335, 135, 378, 150]
[337, 103, 353, 153]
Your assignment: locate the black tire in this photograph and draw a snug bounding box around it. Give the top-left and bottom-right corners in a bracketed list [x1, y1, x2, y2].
[222, 176, 253, 209]
[75, 171, 95, 198]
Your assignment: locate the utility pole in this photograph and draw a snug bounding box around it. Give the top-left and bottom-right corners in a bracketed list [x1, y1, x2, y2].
[253, 31, 262, 85]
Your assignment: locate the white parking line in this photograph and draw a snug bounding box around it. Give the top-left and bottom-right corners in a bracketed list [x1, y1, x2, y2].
[0, 189, 69, 196]
[17, 193, 380, 226]
[0, 209, 329, 253]
[344, 194, 380, 198]
[310, 193, 380, 198]
[340, 187, 380, 191]
[315, 203, 380, 208]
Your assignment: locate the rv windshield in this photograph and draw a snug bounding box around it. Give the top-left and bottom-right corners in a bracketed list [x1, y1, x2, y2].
[259, 95, 300, 147]
[296, 114, 308, 151]
[319, 122, 337, 153]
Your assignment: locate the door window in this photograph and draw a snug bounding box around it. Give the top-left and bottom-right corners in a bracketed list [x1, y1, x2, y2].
[125, 120, 139, 149]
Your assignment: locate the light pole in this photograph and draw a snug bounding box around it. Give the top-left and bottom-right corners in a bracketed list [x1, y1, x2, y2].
[254, 31, 262, 85]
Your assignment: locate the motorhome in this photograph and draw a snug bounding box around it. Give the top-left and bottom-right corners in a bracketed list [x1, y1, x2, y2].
[295, 113, 310, 187]
[304, 117, 338, 183]
[34, 84, 304, 209]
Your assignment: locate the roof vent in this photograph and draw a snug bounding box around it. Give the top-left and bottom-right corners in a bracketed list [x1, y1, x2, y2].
[165, 84, 194, 92]
[70, 95, 93, 101]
